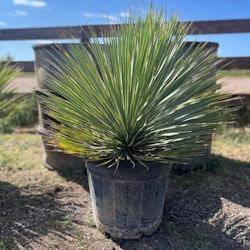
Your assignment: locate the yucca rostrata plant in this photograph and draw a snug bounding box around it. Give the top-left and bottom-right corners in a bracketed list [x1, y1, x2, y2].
[0, 59, 21, 118]
[37, 7, 231, 238]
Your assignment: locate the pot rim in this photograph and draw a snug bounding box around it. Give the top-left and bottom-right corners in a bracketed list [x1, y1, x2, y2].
[85, 160, 172, 181]
[33, 41, 218, 50]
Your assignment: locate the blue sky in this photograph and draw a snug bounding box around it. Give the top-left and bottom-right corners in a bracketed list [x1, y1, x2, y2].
[0, 0, 250, 61]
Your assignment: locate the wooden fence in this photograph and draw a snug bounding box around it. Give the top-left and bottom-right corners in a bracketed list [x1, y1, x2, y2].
[1, 19, 250, 125]
[0, 19, 250, 72]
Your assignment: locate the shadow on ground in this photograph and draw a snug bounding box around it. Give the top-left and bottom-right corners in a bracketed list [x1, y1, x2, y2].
[116, 154, 250, 249]
[0, 180, 85, 249]
[56, 168, 89, 192]
[1, 154, 249, 249]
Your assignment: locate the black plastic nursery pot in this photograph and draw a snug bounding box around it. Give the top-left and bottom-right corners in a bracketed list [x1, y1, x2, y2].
[172, 41, 219, 173]
[36, 124, 85, 172]
[85, 160, 172, 239]
[172, 141, 211, 174]
[33, 43, 86, 171]
[33, 43, 88, 89]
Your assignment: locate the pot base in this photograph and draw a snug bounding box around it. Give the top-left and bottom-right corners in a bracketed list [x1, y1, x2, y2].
[95, 214, 162, 239]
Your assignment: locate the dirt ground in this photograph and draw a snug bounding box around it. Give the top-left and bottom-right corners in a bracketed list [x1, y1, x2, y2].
[2, 71, 250, 249]
[10, 76, 250, 94]
[0, 128, 250, 250]
[218, 77, 250, 94]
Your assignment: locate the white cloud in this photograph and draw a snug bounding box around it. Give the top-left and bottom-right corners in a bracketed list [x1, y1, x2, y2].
[34, 39, 54, 44]
[6, 10, 28, 16]
[83, 12, 120, 23]
[83, 11, 131, 24]
[13, 0, 46, 8]
[16, 10, 28, 16]
[119, 11, 128, 18]
[0, 21, 6, 26]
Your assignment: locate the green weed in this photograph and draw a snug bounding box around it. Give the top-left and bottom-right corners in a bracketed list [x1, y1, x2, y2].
[162, 220, 177, 235]
[75, 230, 86, 248]
[0, 154, 12, 170]
[0, 237, 15, 249]
[47, 216, 58, 228]
[0, 95, 37, 133]
[218, 69, 250, 77]
[220, 128, 250, 145]
[85, 214, 95, 228]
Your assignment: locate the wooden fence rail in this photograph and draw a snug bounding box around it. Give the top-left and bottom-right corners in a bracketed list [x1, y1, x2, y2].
[1, 19, 250, 123]
[1, 19, 250, 71]
[1, 19, 250, 41]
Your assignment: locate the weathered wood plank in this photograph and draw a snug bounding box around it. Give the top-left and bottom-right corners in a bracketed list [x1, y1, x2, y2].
[218, 57, 250, 70]
[229, 94, 250, 107]
[0, 26, 91, 41]
[188, 19, 250, 34]
[10, 61, 34, 72]
[0, 19, 250, 41]
[11, 57, 250, 72]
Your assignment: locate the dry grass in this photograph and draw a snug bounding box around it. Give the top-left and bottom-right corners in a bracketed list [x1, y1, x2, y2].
[0, 127, 250, 249]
